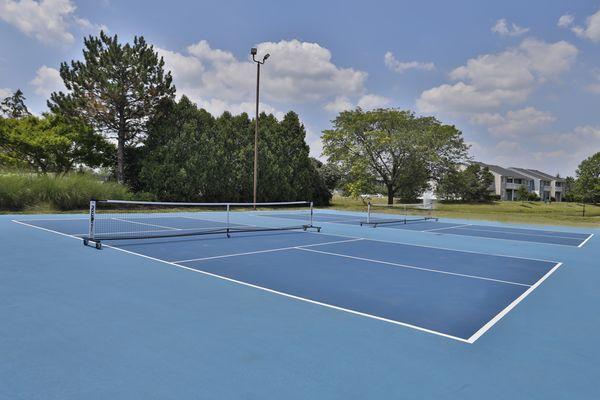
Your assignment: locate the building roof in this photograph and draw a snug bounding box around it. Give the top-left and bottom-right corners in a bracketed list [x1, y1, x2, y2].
[510, 168, 563, 182]
[473, 162, 531, 180]
[527, 169, 564, 182]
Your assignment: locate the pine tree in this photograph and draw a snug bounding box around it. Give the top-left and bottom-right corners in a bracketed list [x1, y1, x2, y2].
[48, 31, 175, 183]
[1, 89, 31, 118]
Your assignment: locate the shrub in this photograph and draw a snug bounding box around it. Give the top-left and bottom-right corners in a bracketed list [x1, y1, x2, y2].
[527, 193, 540, 201]
[0, 172, 132, 211]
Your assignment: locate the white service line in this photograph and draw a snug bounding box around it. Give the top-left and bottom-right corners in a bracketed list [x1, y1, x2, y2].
[437, 225, 587, 241]
[578, 233, 594, 248]
[111, 217, 182, 230]
[297, 247, 531, 287]
[466, 262, 563, 343]
[422, 224, 473, 232]
[174, 238, 364, 263]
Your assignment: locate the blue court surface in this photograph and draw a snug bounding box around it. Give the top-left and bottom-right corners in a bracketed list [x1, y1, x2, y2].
[2, 209, 599, 398]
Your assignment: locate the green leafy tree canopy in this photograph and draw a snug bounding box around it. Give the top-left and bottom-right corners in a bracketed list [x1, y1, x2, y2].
[575, 152, 600, 203]
[322, 108, 468, 204]
[0, 114, 114, 174]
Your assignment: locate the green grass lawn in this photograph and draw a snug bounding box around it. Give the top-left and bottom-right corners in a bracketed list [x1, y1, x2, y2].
[329, 196, 600, 227]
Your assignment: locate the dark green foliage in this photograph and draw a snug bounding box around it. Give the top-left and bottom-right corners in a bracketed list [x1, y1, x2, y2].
[0, 114, 114, 174]
[575, 152, 600, 203]
[322, 108, 468, 204]
[527, 192, 541, 201]
[136, 98, 330, 205]
[1, 89, 31, 118]
[313, 160, 342, 192]
[437, 164, 494, 202]
[48, 31, 175, 183]
[563, 177, 580, 202]
[516, 185, 529, 201]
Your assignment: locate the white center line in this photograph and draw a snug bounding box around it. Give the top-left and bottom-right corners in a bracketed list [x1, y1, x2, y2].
[111, 217, 182, 230]
[297, 247, 532, 287]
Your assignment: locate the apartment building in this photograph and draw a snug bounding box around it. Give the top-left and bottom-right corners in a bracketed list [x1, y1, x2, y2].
[509, 168, 564, 202]
[473, 162, 564, 201]
[473, 163, 532, 201]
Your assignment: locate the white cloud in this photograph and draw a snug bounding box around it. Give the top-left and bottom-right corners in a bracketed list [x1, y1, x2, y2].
[157, 39, 367, 109]
[198, 98, 285, 120]
[491, 19, 530, 37]
[325, 96, 353, 113]
[417, 82, 530, 113]
[472, 107, 556, 136]
[495, 140, 521, 152]
[586, 68, 600, 94]
[323, 94, 390, 113]
[384, 52, 434, 73]
[74, 17, 108, 33]
[0, 0, 107, 45]
[187, 40, 236, 64]
[417, 38, 577, 114]
[587, 83, 600, 94]
[357, 94, 390, 110]
[571, 9, 600, 42]
[30, 66, 64, 97]
[0, 87, 12, 98]
[557, 14, 574, 28]
[158, 47, 205, 83]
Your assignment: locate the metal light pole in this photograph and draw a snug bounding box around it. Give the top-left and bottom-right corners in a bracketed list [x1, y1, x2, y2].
[250, 48, 269, 208]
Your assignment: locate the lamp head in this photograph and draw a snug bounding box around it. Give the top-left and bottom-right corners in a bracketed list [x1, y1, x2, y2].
[250, 48, 257, 56]
[263, 54, 270, 62]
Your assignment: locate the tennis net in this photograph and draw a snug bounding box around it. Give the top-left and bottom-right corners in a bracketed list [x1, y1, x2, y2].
[360, 201, 438, 227]
[83, 199, 320, 249]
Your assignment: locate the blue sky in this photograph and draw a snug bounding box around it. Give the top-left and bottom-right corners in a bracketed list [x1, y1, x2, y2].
[1, 0, 599, 176]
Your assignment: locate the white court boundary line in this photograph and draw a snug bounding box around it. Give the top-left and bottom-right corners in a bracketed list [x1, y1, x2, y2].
[578, 234, 594, 248]
[467, 262, 563, 343]
[11, 219, 564, 343]
[431, 225, 590, 241]
[11, 219, 469, 343]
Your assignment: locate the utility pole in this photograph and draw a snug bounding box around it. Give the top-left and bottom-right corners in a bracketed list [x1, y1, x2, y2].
[250, 47, 270, 208]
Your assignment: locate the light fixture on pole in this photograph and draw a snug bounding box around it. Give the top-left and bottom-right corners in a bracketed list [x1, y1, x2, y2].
[251, 47, 270, 208]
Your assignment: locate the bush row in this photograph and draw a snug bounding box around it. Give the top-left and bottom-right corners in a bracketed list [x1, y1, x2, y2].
[0, 172, 132, 211]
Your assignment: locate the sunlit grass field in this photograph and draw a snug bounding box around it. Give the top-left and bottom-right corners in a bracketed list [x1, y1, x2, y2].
[330, 196, 600, 227]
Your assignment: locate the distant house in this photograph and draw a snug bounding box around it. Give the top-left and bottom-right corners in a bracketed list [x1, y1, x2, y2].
[509, 168, 564, 202]
[473, 163, 533, 201]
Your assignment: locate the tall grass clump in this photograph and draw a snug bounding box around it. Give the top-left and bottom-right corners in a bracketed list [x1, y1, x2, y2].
[0, 172, 132, 211]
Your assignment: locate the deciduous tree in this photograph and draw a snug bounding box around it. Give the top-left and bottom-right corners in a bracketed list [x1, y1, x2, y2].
[322, 109, 468, 204]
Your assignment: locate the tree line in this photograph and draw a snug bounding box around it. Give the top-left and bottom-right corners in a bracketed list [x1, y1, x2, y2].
[1, 31, 598, 206]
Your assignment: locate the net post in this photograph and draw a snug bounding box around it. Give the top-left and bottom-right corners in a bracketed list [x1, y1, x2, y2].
[87, 200, 96, 246]
[367, 202, 371, 224]
[309, 201, 314, 227]
[226, 203, 230, 237]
